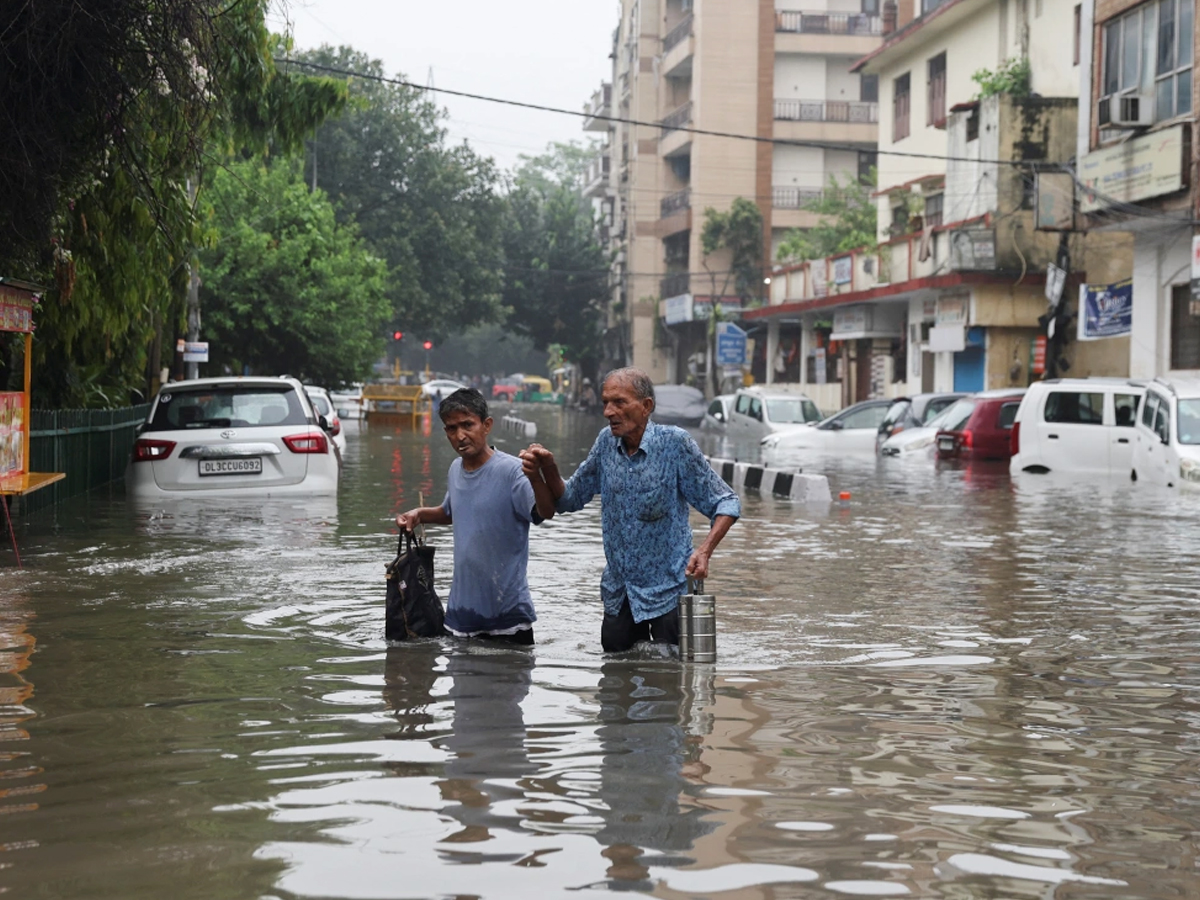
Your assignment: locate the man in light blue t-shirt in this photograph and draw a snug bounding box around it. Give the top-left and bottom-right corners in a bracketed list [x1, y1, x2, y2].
[396, 389, 556, 644]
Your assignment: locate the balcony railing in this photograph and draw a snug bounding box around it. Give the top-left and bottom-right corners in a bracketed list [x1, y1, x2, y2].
[661, 271, 690, 298]
[772, 186, 849, 209]
[660, 101, 693, 135]
[584, 153, 611, 195]
[776, 10, 882, 34]
[584, 83, 612, 120]
[774, 99, 878, 123]
[660, 189, 691, 218]
[664, 14, 694, 52]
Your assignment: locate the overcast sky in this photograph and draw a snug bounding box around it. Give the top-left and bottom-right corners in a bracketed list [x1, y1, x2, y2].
[272, 0, 617, 173]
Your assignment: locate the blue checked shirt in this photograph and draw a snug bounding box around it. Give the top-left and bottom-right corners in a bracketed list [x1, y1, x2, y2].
[556, 423, 741, 623]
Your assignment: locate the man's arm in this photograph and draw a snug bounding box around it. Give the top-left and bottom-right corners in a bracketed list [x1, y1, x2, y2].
[395, 505, 451, 532]
[521, 441, 600, 513]
[524, 467, 557, 522]
[685, 514, 737, 579]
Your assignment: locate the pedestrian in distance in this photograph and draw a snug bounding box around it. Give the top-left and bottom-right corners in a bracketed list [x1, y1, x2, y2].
[520, 367, 740, 653]
[396, 388, 557, 645]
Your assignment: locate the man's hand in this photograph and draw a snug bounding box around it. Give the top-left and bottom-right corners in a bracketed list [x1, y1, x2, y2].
[395, 509, 421, 533]
[519, 443, 546, 481]
[685, 548, 710, 580]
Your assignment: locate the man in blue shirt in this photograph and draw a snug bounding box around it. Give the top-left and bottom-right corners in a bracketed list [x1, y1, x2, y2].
[396, 389, 556, 644]
[521, 368, 740, 652]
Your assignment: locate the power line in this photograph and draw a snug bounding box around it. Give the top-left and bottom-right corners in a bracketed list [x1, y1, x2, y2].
[275, 57, 1038, 168]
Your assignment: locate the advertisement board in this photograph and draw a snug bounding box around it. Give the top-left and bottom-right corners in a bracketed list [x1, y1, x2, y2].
[1079, 125, 1184, 213]
[0, 392, 24, 476]
[1077, 278, 1133, 341]
[0, 286, 34, 333]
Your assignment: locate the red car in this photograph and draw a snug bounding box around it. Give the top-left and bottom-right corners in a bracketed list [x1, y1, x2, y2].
[935, 389, 1026, 461]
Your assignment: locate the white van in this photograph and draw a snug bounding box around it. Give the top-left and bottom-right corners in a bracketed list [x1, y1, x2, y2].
[726, 387, 822, 440]
[1130, 377, 1200, 488]
[1009, 378, 1145, 475]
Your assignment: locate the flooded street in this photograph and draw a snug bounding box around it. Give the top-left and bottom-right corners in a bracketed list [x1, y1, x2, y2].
[3, 406, 1200, 899]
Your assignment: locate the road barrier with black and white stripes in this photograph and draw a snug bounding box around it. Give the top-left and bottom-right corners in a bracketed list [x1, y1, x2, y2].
[708, 457, 831, 504]
[499, 414, 537, 439]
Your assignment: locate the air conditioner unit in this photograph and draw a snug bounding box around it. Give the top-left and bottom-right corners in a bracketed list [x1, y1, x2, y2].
[1109, 94, 1153, 127]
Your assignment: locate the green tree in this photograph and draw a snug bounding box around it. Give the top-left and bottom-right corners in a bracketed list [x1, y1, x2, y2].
[700, 197, 764, 303]
[295, 46, 506, 342]
[199, 157, 389, 386]
[500, 144, 609, 374]
[777, 171, 878, 263]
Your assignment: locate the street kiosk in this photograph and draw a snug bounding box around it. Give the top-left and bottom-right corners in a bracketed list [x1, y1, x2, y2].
[0, 279, 65, 567]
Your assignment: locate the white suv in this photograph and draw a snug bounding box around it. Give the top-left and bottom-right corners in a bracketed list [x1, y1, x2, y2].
[1009, 378, 1145, 475]
[126, 376, 340, 499]
[1130, 377, 1200, 488]
[726, 387, 822, 440]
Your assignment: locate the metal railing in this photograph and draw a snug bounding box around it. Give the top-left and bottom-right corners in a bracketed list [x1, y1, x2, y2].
[585, 152, 611, 186]
[660, 101, 693, 135]
[661, 272, 690, 298]
[664, 14, 694, 52]
[584, 83, 612, 120]
[774, 99, 878, 123]
[776, 10, 882, 34]
[772, 186, 850, 209]
[18, 404, 151, 515]
[660, 189, 691, 218]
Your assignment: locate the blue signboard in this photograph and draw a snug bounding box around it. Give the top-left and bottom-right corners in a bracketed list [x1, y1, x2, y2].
[716, 322, 747, 366]
[1078, 278, 1132, 341]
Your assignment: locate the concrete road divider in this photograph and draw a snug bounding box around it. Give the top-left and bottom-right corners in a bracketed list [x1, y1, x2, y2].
[500, 415, 537, 439]
[708, 456, 831, 504]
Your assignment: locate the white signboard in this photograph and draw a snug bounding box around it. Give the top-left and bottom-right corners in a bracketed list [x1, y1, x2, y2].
[664, 293, 693, 325]
[813, 347, 827, 385]
[832, 256, 853, 285]
[832, 306, 869, 337]
[1045, 263, 1066, 308]
[1079, 124, 1184, 212]
[936, 297, 967, 325]
[928, 325, 966, 353]
[182, 341, 209, 363]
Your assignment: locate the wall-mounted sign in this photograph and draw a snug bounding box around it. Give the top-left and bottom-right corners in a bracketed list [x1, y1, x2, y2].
[1078, 279, 1132, 341]
[936, 296, 968, 325]
[832, 256, 853, 285]
[715, 321, 747, 366]
[693, 296, 743, 320]
[928, 325, 966, 353]
[663, 293, 693, 325]
[1034, 171, 1077, 231]
[183, 341, 210, 363]
[832, 305, 869, 337]
[949, 229, 996, 271]
[1079, 125, 1184, 213]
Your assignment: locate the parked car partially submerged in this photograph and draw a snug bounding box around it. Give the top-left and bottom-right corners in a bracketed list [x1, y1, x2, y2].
[1131, 376, 1200, 488]
[936, 389, 1025, 461]
[879, 402, 962, 457]
[303, 385, 347, 457]
[126, 376, 339, 499]
[1009, 378, 1144, 475]
[653, 384, 706, 427]
[761, 398, 893, 453]
[702, 394, 736, 431]
[727, 387, 822, 440]
[877, 392, 967, 451]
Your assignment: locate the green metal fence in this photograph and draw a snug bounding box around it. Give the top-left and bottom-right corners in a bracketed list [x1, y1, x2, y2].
[15, 405, 151, 515]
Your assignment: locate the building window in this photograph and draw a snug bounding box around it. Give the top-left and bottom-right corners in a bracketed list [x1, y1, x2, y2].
[924, 193, 944, 228]
[858, 150, 878, 182]
[861, 73, 879, 103]
[891, 202, 910, 235]
[927, 53, 947, 127]
[1171, 283, 1200, 369]
[1100, 0, 1193, 126]
[894, 73, 911, 141]
[1074, 5, 1082, 65]
[862, 0, 880, 13]
[965, 106, 980, 141]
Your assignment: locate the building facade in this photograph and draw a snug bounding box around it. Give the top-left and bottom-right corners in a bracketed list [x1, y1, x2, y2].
[584, 0, 882, 385]
[746, 0, 1134, 411]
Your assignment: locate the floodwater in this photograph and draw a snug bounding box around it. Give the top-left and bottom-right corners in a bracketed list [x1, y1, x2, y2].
[2, 406, 1200, 899]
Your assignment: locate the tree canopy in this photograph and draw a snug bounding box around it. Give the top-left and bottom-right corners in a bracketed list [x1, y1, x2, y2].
[777, 171, 878, 263]
[700, 197, 764, 303]
[199, 156, 389, 386]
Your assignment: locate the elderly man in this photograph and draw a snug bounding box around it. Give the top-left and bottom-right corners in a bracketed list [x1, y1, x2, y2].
[521, 367, 739, 652]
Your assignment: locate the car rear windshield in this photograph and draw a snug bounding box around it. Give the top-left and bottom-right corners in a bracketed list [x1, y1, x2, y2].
[145, 386, 309, 431]
[308, 394, 332, 416]
[997, 401, 1020, 428]
[765, 398, 821, 424]
[940, 399, 975, 431]
[1178, 399, 1200, 444]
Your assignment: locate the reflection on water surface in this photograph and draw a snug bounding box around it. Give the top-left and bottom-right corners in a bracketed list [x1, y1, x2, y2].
[1, 407, 1199, 898]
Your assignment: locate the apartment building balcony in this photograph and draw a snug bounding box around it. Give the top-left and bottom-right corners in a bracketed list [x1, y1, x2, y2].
[661, 189, 691, 218]
[583, 150, 611, 199]
[661, 271, 690, 300]
[771, 185, 844, 229]
[659, 101, 693, 158]
[774, 99, 877, 146]
[583, 83, 612, 132]
[662, 14, 694, 78]
[657, 189, 691, 237]
[776, 9, 881, 56]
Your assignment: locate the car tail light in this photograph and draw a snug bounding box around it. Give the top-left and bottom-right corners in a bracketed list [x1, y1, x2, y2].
[1011, 421, 1020, 456]
[962, 429, 974, 449]
[283, 432, 329, 454]
[329, 417, 341, 437]
[132, 438, 176, 462]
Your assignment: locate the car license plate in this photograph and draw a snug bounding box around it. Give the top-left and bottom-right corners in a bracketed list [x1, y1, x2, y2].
[938, 437, 955, 452]
[199, 457, 262, 476]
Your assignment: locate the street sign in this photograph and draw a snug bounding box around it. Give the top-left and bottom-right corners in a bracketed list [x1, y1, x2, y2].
[715, 322, 747, 366]
[182, 341, 209, 363]
[1045, 263, 1066, 308]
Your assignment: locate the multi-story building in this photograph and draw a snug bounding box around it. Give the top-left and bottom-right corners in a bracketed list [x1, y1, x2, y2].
[583, 0, 882, 385]
[745, 0, 1133, 410]
[1076, 0, 1197, 378]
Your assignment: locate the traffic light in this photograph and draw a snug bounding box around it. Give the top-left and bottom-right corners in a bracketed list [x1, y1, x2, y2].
[392, 330, 403, 341]
[422, 340, 433, 350]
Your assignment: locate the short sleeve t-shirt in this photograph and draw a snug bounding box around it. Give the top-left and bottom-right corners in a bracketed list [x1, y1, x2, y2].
[441, 450, 538, 635]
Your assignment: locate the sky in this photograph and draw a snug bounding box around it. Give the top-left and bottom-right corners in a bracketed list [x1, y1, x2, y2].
[271, 0, 618, 173]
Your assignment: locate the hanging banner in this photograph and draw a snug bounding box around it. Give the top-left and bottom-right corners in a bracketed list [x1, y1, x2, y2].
[0, 392, 24, 476]
[0, 286, 35, 333]
[1077, 278, 1133, 341]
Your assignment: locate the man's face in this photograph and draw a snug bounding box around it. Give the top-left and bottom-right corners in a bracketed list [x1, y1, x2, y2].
[602, 378, 653, 443]
[442, 409, 492, 461]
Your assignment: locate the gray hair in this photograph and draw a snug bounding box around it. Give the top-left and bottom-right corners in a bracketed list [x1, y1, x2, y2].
[602, 367, 655, 403]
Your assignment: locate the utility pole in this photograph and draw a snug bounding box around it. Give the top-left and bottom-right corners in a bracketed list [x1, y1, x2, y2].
[185, 175, 201, 380]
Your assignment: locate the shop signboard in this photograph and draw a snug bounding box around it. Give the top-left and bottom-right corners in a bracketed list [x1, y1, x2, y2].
[813, 347, 827, 385]
[183, 341, 209, 363]
[0, 286, 34, 333]
[664, 293, 693, 325]
[832, 256, 853, 285]
[1077, 278, 1132, 341]
[715, 321, 747, 366]
[1079, 125, 1184, 213]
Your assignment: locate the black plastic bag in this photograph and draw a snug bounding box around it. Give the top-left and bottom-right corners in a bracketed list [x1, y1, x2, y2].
[385, 531, 445, 640]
